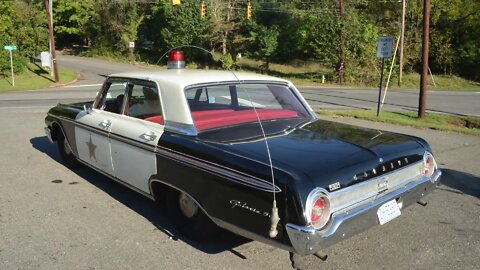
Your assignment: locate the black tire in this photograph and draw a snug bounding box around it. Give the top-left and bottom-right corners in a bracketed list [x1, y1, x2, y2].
[166, 189, 217, 241]
[57, 130, 78, 168]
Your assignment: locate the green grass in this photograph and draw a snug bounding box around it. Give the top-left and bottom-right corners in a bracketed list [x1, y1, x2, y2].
[0, 63, 78, 92]
[393, 73, 480, 91]
[317, 110, 480, 136]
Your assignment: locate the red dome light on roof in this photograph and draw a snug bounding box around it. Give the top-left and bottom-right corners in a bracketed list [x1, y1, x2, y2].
[167, 50, 185, 69]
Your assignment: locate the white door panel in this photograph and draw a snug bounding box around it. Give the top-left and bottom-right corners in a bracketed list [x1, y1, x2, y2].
[75, 110, 114, 175]
[109, 115, 163, 193]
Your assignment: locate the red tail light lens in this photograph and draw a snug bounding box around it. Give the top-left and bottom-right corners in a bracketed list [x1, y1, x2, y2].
[423, 153, 436, 177]
[308, 193, 331, 230]
[311, 198, 325, 221]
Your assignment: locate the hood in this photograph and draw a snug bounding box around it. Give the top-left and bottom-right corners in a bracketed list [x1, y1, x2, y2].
[198, 119, 427, 191]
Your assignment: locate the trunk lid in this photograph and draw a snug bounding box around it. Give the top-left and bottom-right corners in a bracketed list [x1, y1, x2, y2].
[198, 119, 426, 191]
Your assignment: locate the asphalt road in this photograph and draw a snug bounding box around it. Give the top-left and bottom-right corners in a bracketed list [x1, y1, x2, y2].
[0, 55, 479, 269]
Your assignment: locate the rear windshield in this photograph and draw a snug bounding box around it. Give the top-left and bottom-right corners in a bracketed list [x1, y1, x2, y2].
[185, 83, 311, 132]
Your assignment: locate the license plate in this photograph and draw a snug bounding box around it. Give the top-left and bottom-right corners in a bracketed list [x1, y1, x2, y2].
[377, 199, 401, 225]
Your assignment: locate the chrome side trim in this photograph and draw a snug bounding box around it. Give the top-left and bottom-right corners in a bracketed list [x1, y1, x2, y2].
[78, 159, 154, 200]
[49, 113, 110, 137]
[50, 113, 280, 193]
[155, 145, 282, 193]
[50, 113, 155, 153]
[286, 170, 441, 255]
[109, 132, 156, 153]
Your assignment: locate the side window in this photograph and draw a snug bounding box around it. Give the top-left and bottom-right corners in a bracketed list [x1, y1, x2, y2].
[127, 84, 162, 119]
[96, 82, 127, 114]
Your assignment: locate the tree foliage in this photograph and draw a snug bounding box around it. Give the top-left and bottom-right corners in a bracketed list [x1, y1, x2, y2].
[0, 1, 48, 74]
[1, 0, 478, 82]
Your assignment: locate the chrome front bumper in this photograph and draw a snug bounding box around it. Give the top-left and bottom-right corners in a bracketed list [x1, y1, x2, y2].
[286, 170, 441, 256]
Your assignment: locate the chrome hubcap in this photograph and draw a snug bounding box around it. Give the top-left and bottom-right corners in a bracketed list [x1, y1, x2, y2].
[178, 192, 198, 218]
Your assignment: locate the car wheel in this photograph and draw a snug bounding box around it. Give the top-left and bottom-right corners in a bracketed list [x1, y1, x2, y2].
[166, 189, 217, 241]
[57, 131, 78, 168]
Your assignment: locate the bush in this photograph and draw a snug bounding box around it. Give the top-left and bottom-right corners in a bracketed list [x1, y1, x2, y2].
[0, 50, 27, 76]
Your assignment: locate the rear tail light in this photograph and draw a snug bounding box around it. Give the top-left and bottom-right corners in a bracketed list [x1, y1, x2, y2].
[306, 189, 331, 230]
[423, 152, 437, 177]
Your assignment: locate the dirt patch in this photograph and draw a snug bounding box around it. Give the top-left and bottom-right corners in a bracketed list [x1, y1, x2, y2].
[449, 118, 480, 129]
[465, 119, 480, 129]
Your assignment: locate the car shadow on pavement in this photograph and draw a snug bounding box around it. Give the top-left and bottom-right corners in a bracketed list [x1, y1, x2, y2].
[30, 136, 251, 257]
[438, 169, 480, 199]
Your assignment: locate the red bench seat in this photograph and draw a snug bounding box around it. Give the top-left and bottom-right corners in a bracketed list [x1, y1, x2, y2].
[144, 108, 299, 131]
[192, 109, 299, 131]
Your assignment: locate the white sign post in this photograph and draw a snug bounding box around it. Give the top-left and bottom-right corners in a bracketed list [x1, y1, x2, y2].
[375, 36, 394, 116]
[41, 51, 52, 68]
[4, 45, 17, 87]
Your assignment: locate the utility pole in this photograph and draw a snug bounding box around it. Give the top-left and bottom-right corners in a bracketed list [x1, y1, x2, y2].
[338, 0, 345, 84]
[418, 0, 430, 119]
[45, 0, 59, 83]
[48, 0, 53, 76]
[398, 0, 406, 86]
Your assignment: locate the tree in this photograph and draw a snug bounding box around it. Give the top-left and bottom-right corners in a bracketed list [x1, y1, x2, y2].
[53, 0, 95, 47]
[0, 1, 48, 75]
[160, 1, 208, 49]
[247, 23, 279, 70]
[89, 0, 149, 60]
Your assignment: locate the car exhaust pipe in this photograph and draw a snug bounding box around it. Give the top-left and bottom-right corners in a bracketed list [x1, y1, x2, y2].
[313, 251, 328, 261]
[417, 199, 428, 206]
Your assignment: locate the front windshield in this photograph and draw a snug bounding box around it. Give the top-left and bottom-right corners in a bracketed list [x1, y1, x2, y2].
[185, 83, 312, 134]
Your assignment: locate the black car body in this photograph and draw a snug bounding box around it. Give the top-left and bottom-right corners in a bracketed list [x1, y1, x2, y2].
[44, 68, 440, 258]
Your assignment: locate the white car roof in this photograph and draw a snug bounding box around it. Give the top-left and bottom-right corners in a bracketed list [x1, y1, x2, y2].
[109, 69, 289, 88]
[106, 69, 308, 135]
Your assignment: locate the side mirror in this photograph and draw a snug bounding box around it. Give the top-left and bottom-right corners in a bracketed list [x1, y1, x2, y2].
[84, 103, 93, 114]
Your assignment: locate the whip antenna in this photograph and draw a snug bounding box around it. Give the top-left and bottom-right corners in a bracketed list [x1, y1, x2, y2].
[158, 46, 281, 238]
[233, 77, 280, 238]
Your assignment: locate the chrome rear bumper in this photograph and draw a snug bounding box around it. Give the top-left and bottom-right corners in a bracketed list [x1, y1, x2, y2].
[286, 170, 441, 255]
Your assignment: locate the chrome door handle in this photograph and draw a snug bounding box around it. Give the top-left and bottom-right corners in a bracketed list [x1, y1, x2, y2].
[100, 120, 111, 128]
[142, 131, 157, 141]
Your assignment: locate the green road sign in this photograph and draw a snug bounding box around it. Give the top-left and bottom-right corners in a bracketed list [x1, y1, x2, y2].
[4, 45, 17, 51]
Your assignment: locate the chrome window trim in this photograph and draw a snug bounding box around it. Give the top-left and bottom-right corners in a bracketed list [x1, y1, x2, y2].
[164, 120, 197, 135]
